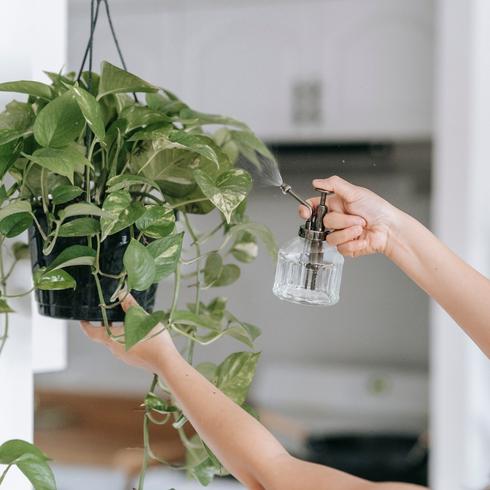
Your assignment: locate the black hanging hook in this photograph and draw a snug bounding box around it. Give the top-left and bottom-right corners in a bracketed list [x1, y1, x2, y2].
[76, 0, 138, 102]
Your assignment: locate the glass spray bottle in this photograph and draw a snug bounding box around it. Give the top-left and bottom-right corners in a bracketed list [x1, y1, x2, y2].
[273, 184, 344, 306]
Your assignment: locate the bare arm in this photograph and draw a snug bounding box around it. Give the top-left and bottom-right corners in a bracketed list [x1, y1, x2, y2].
[306, 176, 490, 357]
[387, 211, 490, 355]
[82, 295, 425, 490]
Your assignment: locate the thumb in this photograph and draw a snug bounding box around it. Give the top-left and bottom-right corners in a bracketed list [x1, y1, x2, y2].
[313, 176, 358, 201]
[118, 291, 139, 312]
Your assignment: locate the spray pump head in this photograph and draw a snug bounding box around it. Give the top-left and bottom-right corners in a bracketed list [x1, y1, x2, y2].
[279, 183, 333, 239]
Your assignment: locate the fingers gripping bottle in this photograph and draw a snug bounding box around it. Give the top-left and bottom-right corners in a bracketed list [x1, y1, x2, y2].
[273, 185, 344, 306]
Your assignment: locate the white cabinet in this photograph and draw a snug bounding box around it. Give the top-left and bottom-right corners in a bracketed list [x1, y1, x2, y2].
[69, 0, 434, 142]
[176, 0, 434, 141]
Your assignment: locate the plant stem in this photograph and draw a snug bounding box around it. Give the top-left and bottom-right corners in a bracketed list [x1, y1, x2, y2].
[138, 374, 158, 490]
[0, 464, 12, 485]
[130, 191, 164, 205]
[93, 234, 109, 331]
[3, 287, 35, 298]
[32, 215, 48, 241]
[192, 220, 224, 246]
[0, 240, 8, 355]
[85, 137, 98, 203]
[182, 213, 200, 364]
[169, 264, 181, 323]
[3, 259, 19, 282]
[40, 168, 49, 218]
[171, 197, 209, 210]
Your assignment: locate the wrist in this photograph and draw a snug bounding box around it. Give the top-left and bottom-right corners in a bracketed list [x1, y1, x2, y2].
[152, 335, 182, 375]
[383, 207, 411, 261]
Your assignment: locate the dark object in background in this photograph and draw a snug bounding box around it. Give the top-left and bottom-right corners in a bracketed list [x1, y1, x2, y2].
[30, 224, 157, 322]
[306, 433, 428, 485]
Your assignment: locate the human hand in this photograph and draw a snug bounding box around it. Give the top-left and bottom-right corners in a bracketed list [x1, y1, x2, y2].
[299, 176, 401, 257]
[81, 293, 175, 373]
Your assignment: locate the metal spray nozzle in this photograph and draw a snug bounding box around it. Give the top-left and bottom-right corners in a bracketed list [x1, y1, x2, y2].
[279, 183, 312, 213]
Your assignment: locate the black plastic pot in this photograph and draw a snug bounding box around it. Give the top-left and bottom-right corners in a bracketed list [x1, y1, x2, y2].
[29, 222, 157, 322]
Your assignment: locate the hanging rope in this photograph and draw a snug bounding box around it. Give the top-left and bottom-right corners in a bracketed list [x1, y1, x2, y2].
[76, 0, 138, 102]
[77, 0, 101, 82]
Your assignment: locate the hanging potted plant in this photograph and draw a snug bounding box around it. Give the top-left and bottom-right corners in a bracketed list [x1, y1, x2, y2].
[0, 23, 277, 490]
[0, 0, 279, 485]
[0, 61, 276, 322]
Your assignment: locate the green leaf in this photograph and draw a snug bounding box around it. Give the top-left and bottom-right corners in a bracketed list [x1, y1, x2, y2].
[0, 298, 14, 313]
[231, 231, 258, 263]
[0, 212, 33, 237]
[123, 239, 155, 291]
[33, 91, 84, 147]
[194, 168, 252, 223]
[0, 127, 31, 145]
[34, 267, 76, 290]
[178, 108, 248, 129]
[214, 264, 240, 287]
[191, 457, 218, 486]
[127, 123, 172, 142]
[207, 297, 227, 321]
[167, 131, 219, 167]
[229, 130, 276, 167]
[12, 241, 30, 260]
[71, 85, 106, 141]
[146, 92, 188, 115]
[0, 200, 31, 220]
[135, 205, 175, 239]
[58, 202, 106, 221]
[52, 184, 83, 205]
[203, 254, 240, 287]
[0, 139, 23, 179]
[215, 352, 261, 405]
[224, 326, 254, 349]
[0, 100, 35, 131]
[0, 200, 33, 237]
[27, 146, 91, 183]
[46, 245, 96, 271]
[0, 81, 53, 99]
[106, 174, 161, 193]
[124, 305, 165, 350]
[147, 232, 183, 281]
[171, 310, 221, 331]
[58, 217, 100, 237]
[143, 392, 178, 414]
[203, 253, 223, 286]
[100, 190, 145, 240]
[229, 222, 278, 259]
[98, 61, 158, 98]
[16, 453, 57, 490]
[185, 436, 224, 486]
[119, 105, 171, 132]
[0, 439, 56, 490]
[0, 439, 49, 464]
[241, 322, 261, 341]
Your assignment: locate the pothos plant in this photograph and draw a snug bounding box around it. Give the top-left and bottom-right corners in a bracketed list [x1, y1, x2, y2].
[0, 62, 277, 487]
[0, 439, 56, 490]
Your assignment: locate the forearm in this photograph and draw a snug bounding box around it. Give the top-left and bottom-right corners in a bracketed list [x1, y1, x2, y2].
[154, 342, 426, 490]
[154, 342, 287, 489]
[387, 210, 490, 356]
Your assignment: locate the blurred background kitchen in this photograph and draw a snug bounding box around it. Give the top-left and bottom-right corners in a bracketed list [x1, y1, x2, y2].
[1, 0, 489, 489]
